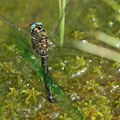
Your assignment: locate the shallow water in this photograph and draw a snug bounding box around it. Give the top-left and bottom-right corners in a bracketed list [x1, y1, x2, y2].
[0, 0, 120, 120]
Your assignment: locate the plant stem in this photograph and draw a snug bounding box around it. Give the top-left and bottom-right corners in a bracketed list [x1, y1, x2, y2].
[94, 31, 120, 49]
[59, 0, 66, 47]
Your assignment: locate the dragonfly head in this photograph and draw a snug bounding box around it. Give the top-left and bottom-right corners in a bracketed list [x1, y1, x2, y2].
[29, 22, 43, 33]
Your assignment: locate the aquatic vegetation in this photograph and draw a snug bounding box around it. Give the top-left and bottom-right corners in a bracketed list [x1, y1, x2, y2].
[0, 88, 22, 119]
[74, 79, 113, 120]
[93, 66, 102, 76]
[86, 8, 99, 28]
[77, 96, 112, 120]
[0, 62, 16, 74]
[0, 0, 120, 119]
[0, 87, 42, 119]
[115, 98, 120, 109]
[94, 31, 120, 49]
[22, 87, 40, 106]
[71, 30, 86, 40]
[59, 0, 66, 47]
[73, 40, 120, 62]
[82, 79, 99, 93]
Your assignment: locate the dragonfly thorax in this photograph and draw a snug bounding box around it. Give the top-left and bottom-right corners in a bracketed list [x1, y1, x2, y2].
[31, 29, 50, 56]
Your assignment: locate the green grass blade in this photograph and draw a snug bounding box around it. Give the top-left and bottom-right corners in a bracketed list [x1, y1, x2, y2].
[74, 40, 120, 62]
[94, 31, 120, 49]
[103, 0, 120, 12]
[7, 28, 83, 120]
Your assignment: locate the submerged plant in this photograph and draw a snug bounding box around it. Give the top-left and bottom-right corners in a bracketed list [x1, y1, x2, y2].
[22, 87, 40, 106]
[0, 88, 21, 120]
[93, 66, 102, 76]
[0, 0, 120, 119]
[115, 98, 120, 109]
[77, 96, 112, 120]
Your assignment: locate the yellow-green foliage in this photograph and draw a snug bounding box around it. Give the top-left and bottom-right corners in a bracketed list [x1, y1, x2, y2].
[77, 96, 112, 120]
[22, 87, 40, 106]
[0, 87, 41, 120]
[82, 79, 99, 93]
[71, 30, 86, 40]
[115, 98, 120, 109]
[93, 66, 102, 76]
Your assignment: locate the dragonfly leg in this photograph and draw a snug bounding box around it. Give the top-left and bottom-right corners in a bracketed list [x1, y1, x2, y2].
[31, 39, 35, 49]
[36, 48, 39, 55]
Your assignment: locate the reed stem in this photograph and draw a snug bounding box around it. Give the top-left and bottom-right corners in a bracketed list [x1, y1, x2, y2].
[59, 0, 66, 47]
[94, 31, 120, 49]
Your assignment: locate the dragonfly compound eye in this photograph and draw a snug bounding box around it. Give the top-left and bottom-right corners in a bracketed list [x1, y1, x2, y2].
[37, 25, 42, 30]
[29, 22, 43, 32]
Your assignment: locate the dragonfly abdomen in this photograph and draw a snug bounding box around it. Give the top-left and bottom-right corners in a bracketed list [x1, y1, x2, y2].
[41, 55, 48, 73]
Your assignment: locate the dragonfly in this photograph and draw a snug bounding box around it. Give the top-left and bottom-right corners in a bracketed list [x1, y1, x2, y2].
[0, 14, 77, 102]
[29, 22, 54, 102]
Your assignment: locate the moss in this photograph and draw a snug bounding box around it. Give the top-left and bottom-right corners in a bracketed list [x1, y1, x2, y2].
[82, 79, 99, 93]
[77, 96, 112, 120]
[93, 66, 102, 76]
[115, 98, 120, 109]
[71, 30, 87, 40]
[22, 87, 40, 106]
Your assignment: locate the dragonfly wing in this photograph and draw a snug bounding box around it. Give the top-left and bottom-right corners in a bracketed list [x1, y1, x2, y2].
[48, 40, 87, 62]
